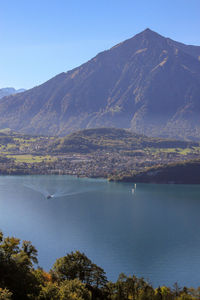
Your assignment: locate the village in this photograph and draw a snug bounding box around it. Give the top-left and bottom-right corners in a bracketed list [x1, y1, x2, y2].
[1, 147, 199, 178]
[0, 130, 200, 178]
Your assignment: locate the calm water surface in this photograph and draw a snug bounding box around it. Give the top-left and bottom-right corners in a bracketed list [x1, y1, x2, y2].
[0, 175, 200, 287]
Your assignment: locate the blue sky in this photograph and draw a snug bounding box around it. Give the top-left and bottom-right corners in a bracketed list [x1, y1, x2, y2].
[1, 0, 200, 89]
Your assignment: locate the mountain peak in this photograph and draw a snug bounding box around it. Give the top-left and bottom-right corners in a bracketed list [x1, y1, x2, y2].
[111, 28, 164, 52]
[137, 28, 163, 39]
[143, 28, 152, 32]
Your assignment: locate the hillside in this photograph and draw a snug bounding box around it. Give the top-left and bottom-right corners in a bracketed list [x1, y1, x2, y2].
[0, 127, 198, 155]
[0, 29, 200, 139]
[50, 128, 197, 154]
[110, 160, 200, 184]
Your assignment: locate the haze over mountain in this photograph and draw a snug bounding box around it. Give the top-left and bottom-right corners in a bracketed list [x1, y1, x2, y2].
[0, 87, 26, 99]
[0, 29, 200, 139]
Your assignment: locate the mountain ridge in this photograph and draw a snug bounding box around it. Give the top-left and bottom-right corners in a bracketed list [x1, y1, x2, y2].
[0, 29, 200, 139]
[0, 87, 26, 99]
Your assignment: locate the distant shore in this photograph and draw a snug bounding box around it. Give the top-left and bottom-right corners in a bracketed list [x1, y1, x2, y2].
[109, 160, 200, 184]
[1, 159, 200, 185]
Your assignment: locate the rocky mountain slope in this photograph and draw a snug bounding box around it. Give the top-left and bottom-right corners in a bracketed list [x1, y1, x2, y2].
[0, 29, 200, 139]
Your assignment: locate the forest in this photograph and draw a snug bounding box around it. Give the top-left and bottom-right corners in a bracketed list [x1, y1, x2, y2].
[109, 159, 200, 184]
[0, 231, 200, 300]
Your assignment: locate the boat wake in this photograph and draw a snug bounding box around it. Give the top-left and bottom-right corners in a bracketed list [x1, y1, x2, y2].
[23, 182, 97, 200]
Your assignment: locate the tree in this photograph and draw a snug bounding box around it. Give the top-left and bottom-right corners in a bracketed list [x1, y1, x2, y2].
[51, 251, 108, 300]
[173, 282, 181, 297]
[51, 251, 107, 288]
[21, 240, 38, 265]
[189, 287, 200, 299]
[37, 282, 60, 300]
[155, 287, 162, 300]
[115, 273, 129, 300]
[159, 286, 173, 300]
[0, 231, 40, 300]
[59, 279, 90, 300]
[0, 288, 12, 300]
[90, 263, 107, 288]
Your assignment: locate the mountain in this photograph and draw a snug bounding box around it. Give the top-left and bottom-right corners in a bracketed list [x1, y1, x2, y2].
[0, 88, 26, 99]
[0, 29, 200, 139]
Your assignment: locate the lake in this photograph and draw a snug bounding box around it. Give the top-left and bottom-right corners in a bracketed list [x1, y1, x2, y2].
[1, 175, 200, 287]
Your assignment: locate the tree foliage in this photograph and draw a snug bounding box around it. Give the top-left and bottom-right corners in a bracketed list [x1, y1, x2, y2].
[1, 231, 200, 299]
[51, 251, 107, 288]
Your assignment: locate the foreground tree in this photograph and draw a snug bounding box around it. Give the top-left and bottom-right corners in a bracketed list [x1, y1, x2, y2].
[51, 251, 107, 299]
[106, 273, 155, 300]
[37, 282, 60, 300]
[59, 279, 90, 300]
[51, 251, 107, 287]
[0, 231, 40, 300]
[0, 288, 12, 300]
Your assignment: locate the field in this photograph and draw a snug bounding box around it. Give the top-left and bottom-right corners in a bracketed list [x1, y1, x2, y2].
[6, 154, 56, 163]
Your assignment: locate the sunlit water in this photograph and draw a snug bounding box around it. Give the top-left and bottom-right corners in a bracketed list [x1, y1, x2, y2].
[1, 175, 200, 287]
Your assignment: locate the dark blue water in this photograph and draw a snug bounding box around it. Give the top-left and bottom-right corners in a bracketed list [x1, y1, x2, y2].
[1, 175, 200, 287]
